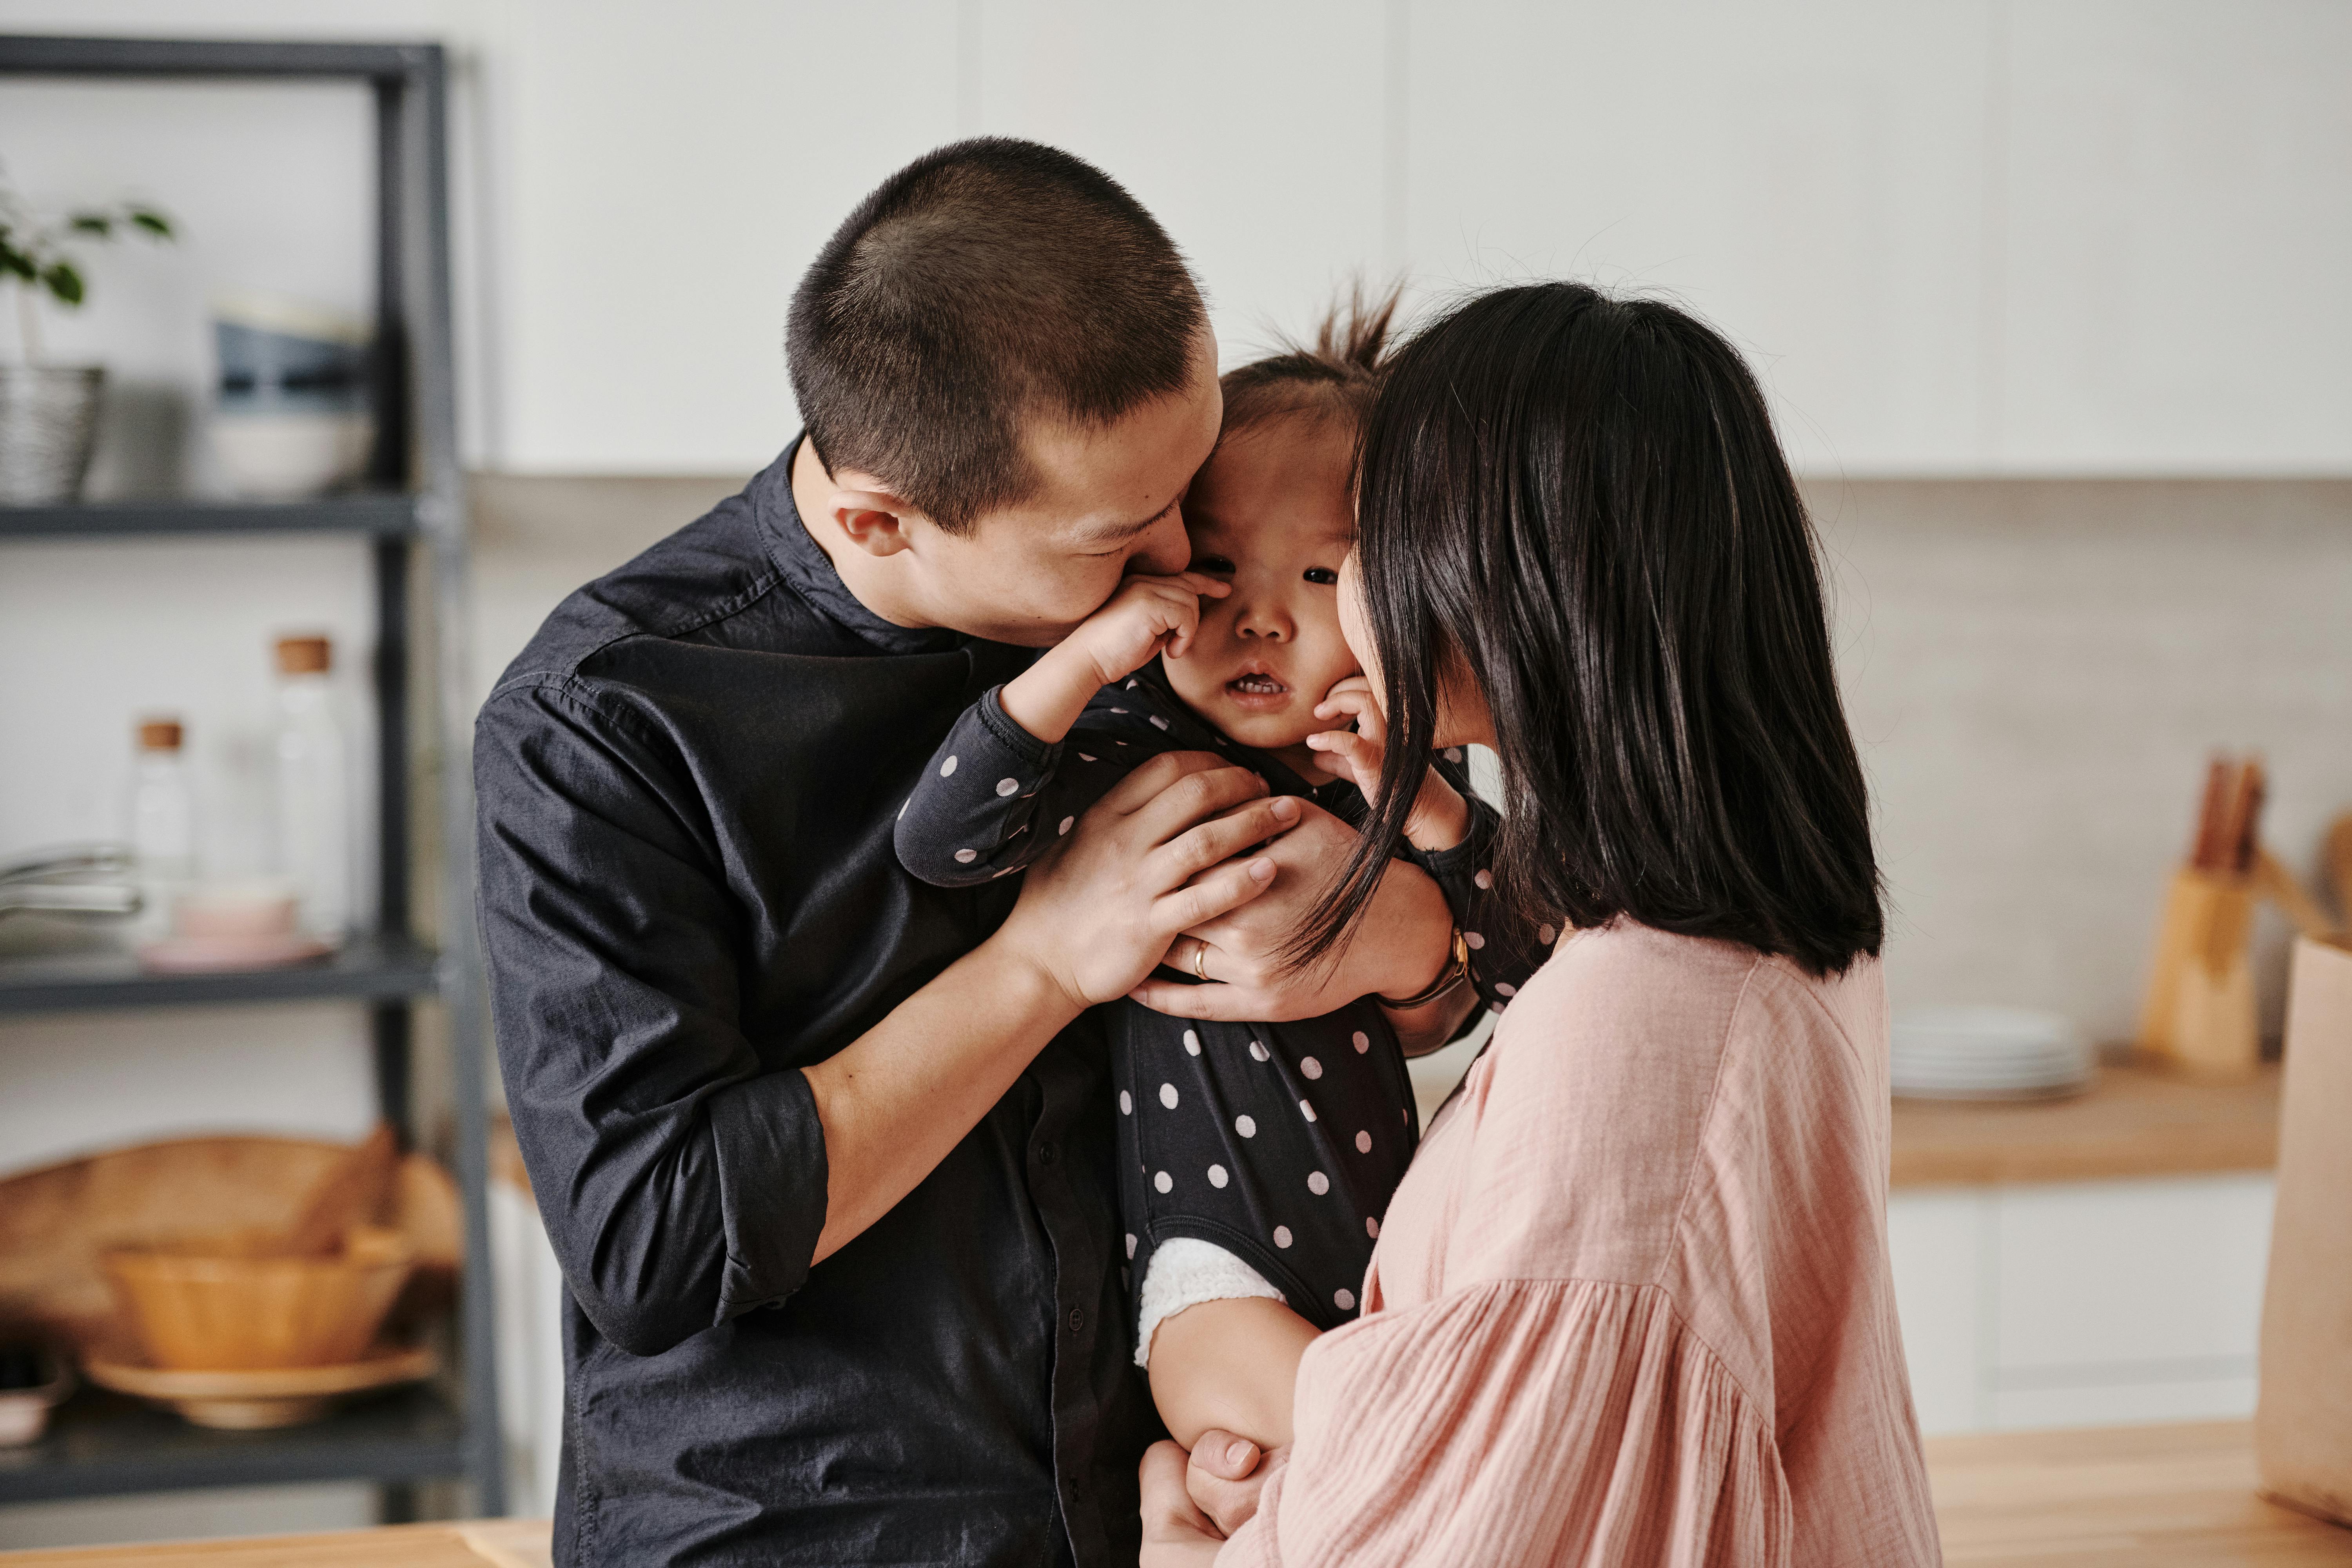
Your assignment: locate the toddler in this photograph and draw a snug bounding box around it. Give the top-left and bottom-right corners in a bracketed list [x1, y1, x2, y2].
[896, 295, 1545, 1450]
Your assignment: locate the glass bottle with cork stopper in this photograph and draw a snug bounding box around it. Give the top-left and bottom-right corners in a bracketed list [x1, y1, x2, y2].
[272, 633, 353, 940]
[126, 715, 197, 937]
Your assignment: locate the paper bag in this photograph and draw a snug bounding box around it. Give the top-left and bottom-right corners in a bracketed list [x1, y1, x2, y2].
[2257, 935, 2352, 1524]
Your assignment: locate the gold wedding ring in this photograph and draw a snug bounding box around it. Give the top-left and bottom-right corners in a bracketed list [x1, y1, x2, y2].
[1191, 939, 1210, 982]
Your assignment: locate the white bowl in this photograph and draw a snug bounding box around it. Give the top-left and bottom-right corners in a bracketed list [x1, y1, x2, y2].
[212, 412, 373, 501]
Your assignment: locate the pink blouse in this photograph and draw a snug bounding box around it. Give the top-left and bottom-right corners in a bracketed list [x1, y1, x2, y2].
[1218, 922, 1941, 1567]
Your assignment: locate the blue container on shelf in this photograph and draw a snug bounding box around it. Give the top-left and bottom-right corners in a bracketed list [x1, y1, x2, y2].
[211, 293, 375, 500]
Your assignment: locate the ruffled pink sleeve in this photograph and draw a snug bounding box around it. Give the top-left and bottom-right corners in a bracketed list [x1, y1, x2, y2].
[1216, 1276, 1792, 1568]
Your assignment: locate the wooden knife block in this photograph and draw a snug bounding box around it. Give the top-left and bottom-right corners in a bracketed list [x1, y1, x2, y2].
[2139, 867, 2261, 1079]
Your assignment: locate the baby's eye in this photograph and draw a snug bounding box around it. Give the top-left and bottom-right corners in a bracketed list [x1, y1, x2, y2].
[1303, 567, 1339, 585]
[1193, 555, 1236, 574]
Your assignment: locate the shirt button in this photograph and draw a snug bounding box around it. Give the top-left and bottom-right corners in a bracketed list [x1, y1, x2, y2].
[1035, 1141, 1058, 1166]
[1067, 1306, 1085, 1333]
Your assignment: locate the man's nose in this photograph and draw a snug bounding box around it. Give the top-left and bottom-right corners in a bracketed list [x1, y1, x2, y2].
[1129, 506, 1192, 577]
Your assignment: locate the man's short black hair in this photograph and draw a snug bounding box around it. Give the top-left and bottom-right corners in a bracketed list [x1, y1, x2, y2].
[787, 138, 1208, 534]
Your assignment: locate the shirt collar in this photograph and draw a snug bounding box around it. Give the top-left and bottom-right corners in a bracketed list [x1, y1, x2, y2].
[753, 435, 967, 657]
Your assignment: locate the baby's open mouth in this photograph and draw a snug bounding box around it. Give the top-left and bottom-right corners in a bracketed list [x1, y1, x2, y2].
[1222, 668, 1292, 710]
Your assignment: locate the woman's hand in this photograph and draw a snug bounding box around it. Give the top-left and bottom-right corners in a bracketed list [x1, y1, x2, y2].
[1307, 676, 1471, 854]
[998, 751, 1299, 1012]
[1140, 1440, 1232, 1566]
[1129, 797, 1454, 1022]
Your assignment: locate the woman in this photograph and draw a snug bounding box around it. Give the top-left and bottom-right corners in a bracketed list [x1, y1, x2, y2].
[1140, 282, 1941, 1566]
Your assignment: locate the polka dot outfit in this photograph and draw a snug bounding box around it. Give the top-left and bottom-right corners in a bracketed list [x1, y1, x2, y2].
[894, 661, 1549, 1333]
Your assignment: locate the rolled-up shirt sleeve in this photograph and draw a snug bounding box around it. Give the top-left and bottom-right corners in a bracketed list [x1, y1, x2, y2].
[475, 675, 827, 1356]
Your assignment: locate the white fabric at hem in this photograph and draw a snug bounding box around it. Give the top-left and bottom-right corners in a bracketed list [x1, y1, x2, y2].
[1134, 1237, 1286, 1369]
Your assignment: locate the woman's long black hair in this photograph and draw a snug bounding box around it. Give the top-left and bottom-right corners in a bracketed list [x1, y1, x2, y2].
[1300, 282, 1882, 977]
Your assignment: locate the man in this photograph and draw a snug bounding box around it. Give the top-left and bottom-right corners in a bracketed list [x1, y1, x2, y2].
[476, 139, 1460, 1566]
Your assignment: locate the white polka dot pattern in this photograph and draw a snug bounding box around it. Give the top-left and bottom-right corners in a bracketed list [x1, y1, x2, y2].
[1299, 1100, 1317, 1122]
[1474, 868, 1493, 889]
[1351, 1031, 1370, 1054]
[1301, 1056, 1323, 1080]
[940, 755, 958, 776]
[1159, 1083, 1179, 1109]
[1464, 931, 1485, 949]
[1335, 1288, 1356, 1310]
[1355, 1131, 1372, 1154]
[953, 848, 978, 864]
[1539, 924, 1557, 945]
[1307, 1171, 1330, 1196]
[1150, 715, 1170, 730]
[995, 777, 1019, 797]
[1366, 1217, 1380, 1238]
[1234, 1114, 1256, 1138]
[1154, 1171, 1172, 1193]
[1444, 748, 1464, 763]
[1207, 1164, 1228, 1188]
[1273, 1225, 1293, 1249]
[1248, 1040, 1270, 1062]
[1078, 753, 1096, 763]
[1125, 1233, 1138, 1258]
[1058, 817, 1074, 835]
[1496, 982, 1517, 997]
[1182, 1030, 1200, 1056]
[1119, 1091, 1132, 1115]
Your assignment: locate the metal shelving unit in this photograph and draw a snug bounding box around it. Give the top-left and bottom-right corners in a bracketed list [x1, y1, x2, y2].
[0, 35, 503, 1517]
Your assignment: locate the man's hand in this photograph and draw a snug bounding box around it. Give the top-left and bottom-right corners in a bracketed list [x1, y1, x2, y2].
[1140, 1440, 1231, 1566]
[1185, 1429, 1285, 1539]
[998, 750, 1299, 1011]
[1129, 797, 1453, 1022]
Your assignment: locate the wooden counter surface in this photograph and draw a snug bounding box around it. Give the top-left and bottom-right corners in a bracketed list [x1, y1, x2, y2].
[8, 1424, 2345, 1564]
[1892, 1059, 2280, 1188]
[1929, 1420, 2351, 1565]
[0, 1521, 548, 1568]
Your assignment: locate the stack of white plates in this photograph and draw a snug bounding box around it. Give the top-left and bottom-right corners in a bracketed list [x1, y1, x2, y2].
[1890, 1006, 2094, 1102]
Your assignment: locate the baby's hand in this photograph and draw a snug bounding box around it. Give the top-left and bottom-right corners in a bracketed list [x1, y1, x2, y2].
[1067, 572, 1230, 688]
[1307, 677, 1472, 853]
[1304, 675, 1388, 797]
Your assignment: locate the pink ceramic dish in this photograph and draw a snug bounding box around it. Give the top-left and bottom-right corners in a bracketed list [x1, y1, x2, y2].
[138, 932, 334, 973]
[172, 883, 300, 940]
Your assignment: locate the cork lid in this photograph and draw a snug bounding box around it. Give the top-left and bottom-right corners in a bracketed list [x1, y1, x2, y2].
[275, 634, 332, 675]
[136, 717, 184, 753]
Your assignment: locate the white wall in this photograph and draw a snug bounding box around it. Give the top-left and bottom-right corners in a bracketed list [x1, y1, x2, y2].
[5, 0, 2347, 479]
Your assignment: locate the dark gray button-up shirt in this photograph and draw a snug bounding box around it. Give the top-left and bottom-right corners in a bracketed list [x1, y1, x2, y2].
[474, 442, 1159, 1566]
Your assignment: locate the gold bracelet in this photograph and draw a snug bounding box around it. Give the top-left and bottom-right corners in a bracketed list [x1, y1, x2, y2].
[1378, 926, 1470, 1009]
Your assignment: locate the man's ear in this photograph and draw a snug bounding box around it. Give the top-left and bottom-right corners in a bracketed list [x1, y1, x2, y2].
[829, 489, 918, 559]
[820, 471, 926, 559]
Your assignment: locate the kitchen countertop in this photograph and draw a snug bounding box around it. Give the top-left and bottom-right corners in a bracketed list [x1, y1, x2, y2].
[1928, 1420, 2350, 1565]
[1891, 1058, 2279, 1188]
[6, 1423, 2345, 1565]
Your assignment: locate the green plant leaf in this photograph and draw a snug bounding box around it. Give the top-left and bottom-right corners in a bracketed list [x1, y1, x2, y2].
[70, 213, 114, 237]
[43, 260, 84, 307]
[0, 245, 34, 282]
[129, 208, 175, 239]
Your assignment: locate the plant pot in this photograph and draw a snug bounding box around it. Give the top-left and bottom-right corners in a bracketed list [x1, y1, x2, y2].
[0, 365, 105, 504]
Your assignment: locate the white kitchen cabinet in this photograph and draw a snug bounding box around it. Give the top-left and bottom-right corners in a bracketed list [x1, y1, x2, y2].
[974, 0, 1389, 370]
[1993, 1, 2352, 474]
[1401, 0, 1994, 476]
[1888, 1173, 2275, 1436]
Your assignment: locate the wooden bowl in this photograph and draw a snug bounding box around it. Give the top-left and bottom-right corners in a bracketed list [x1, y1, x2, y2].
[84, 1341, 433, 1430]
[102, 1227, 414, 1371]
[0, 1135, 460, 1357]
